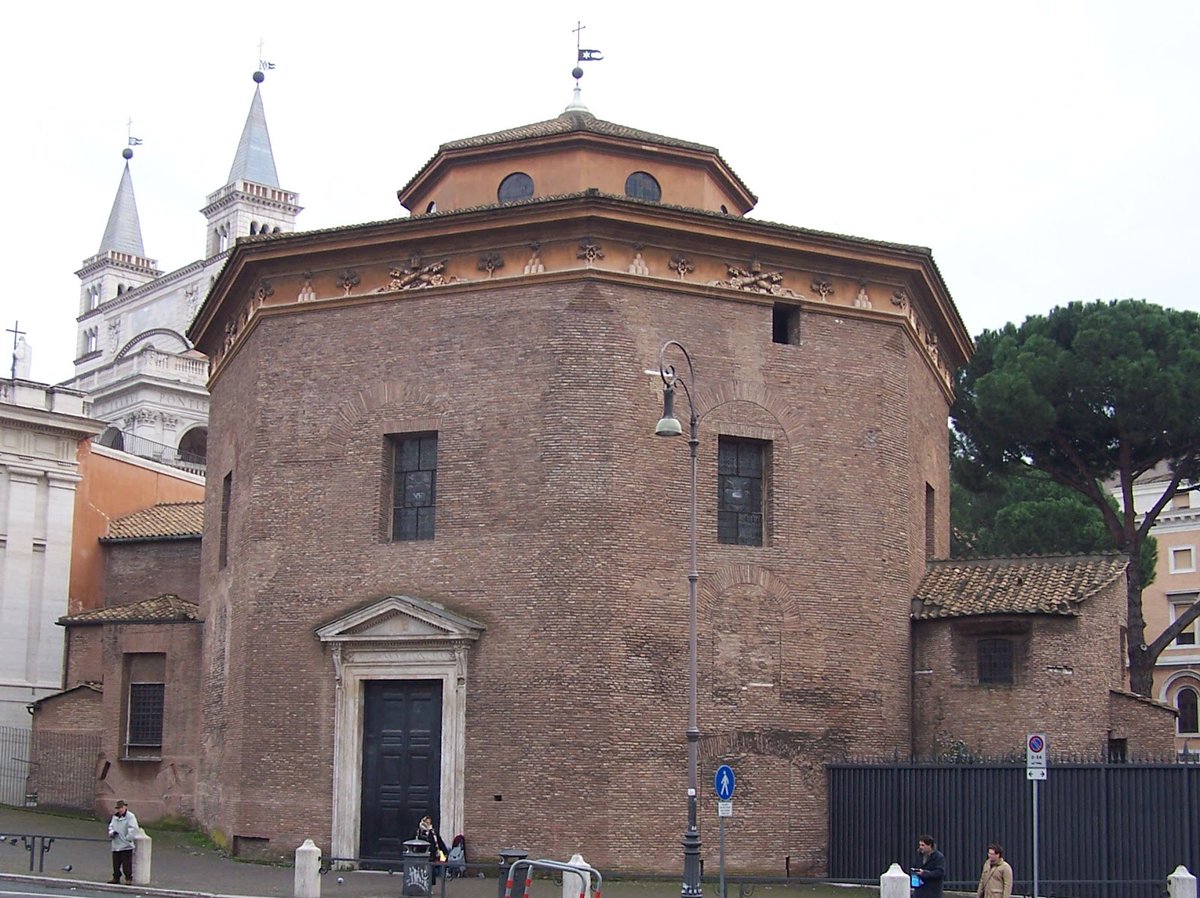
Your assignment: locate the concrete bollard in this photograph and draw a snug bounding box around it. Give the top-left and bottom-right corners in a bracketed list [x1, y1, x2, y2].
[881, 862, 909, 898]
[295, 839, 322, 898]
[1169, 866, 1196, 898]
[132, 829, 152, 885]
[562, 853, 592, 898]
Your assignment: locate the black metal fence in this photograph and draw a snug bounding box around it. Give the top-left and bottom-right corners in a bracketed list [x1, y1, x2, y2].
[828, 758, 1199, 898]
[0, 726, 31, 807]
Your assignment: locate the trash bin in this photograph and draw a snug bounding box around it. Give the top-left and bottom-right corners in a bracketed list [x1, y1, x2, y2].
[498, 848, 529, 898]
[403, 839, 432, 897]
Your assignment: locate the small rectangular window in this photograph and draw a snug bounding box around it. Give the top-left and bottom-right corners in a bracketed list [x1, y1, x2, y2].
[925, 483, 936, 560]
[128, 684, 164, 747]
[1170, 546, 1196, 574]
[772, 304, 800, 345]
[718, 436, 766, 547]
[391, 432, 437, 541]
[1171, 595, 1198, 646]
[219, 471, 232, 568]
[977, 637, 1014, 685]
[124, 653, 165, 756]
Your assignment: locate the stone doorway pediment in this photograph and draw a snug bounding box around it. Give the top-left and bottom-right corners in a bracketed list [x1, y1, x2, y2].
[316, 595, 485, 646]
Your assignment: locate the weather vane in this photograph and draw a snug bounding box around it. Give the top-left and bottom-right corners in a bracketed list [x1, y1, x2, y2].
[127, 118, 142, 147]
[572, 21, 603, 83]
[258, 37, 275, 71]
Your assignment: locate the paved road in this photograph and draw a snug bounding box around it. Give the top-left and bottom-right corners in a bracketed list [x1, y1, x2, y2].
[0, 806, 856, 898]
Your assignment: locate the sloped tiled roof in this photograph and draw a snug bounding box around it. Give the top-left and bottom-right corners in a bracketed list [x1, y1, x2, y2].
[102, 502, 204, 542]
[912, 555, 1127, 620]
[59, 594, 200, 626]
[440, 110, 719, 154]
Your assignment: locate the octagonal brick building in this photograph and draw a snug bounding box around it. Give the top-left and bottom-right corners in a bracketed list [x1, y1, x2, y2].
[189, 98, 971, 873]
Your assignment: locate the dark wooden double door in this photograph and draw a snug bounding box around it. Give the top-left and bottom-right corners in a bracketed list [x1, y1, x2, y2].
[360, 680, 442, 866]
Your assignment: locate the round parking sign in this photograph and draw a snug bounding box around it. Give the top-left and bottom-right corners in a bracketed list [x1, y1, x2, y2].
[1028, 735, 1044, 753]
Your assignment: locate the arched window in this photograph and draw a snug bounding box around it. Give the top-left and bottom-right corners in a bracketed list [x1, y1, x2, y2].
[85, 328, 99, 354]
[498, 172, 534, 203]
[624, 171, 662, 202]
[250, 221, 259, 235]
[425, 201, 437, 214]
[1178, 687, 1199, 735]
[99, 427, 125, 451]
[178, 427, 208, 466]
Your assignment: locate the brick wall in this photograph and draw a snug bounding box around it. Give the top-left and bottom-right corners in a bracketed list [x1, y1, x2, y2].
[912, 578, 1173, 757]
[195, 272, 952, 872]
[103, 539, 201, 605]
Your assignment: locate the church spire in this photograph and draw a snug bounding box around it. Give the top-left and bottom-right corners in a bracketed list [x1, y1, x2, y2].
[98, 148, 147, 256]
[226, 70, 279, 188]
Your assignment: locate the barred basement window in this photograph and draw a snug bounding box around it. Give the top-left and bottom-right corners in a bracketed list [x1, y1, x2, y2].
[977, 637, 1014, 685]
[718, 436, 766, 546]
[391, 432, 437, 541]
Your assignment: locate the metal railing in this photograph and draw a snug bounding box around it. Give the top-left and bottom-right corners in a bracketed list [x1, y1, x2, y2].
[0, 832, 108, 873]
[103, 430, 206, 476]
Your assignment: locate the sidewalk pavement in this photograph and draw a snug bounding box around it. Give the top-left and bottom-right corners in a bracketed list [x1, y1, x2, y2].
[0, 806, 811, 898]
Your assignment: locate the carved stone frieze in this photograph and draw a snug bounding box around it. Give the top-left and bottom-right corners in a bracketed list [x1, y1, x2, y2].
[378, 259, 463, 292]
[477, 253, 504, 278]
[669, 255, 695, 279]
[854, 284, 872, 309]
[628, 249, 650, 275]
[810, 278, 834, 301]
[577, 240, 604, 267]
[891, 289, 909, 310]
[336, 269, 361, 296]
[710, 263, 799, 297]
[254, 280, 275, 306]
[298, 271, 316, 302]
[523, 243, 545, 274]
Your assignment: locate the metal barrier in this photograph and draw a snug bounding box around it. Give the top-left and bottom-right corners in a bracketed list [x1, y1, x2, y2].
[0, 832, 108, 873]
[504, 858, 603, 898]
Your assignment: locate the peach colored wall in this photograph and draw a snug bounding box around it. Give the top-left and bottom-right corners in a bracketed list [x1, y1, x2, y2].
[411, 144, 747, 215]
[70, 443, 204, 614]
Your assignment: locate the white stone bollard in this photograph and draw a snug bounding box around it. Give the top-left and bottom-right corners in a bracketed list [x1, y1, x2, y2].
[563, 853, 592, 898]
[295, 839, 322, 898]
[1168, 866, 1196, 898]
[881, 862, 909, 898]
[132, 829, 152, 885]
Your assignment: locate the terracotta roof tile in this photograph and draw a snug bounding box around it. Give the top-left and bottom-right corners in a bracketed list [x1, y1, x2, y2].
[103, 502, 204, 541]
[60, 594, 200, 625]
[912, 554, 1127, 620]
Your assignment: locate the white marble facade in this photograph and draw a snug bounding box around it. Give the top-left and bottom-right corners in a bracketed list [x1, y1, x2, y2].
[0, 380, 103, 726]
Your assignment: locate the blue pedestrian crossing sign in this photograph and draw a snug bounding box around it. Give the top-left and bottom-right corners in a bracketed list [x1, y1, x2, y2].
[714, 764, 736, 800]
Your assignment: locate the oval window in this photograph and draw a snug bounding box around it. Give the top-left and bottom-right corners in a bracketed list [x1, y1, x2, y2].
[498, 172, 534, 203]
[624, 171, 662, 202]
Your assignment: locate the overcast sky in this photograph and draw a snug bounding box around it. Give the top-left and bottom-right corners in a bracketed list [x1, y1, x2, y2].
[3, 1, 1198, 385]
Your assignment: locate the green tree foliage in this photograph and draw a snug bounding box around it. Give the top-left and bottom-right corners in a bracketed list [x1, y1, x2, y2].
[950, 463, 1156, 584]
[952, 299, 1200, 696]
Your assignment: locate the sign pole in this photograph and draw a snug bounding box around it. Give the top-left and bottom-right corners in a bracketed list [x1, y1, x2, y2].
[719, 817, 726, 898]
[714, 765, 736, 898]
[1032, 778, 1039, 898]
[1025, 734, 1047, 898]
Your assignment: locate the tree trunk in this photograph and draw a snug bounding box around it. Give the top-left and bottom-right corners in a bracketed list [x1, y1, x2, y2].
[1124, 550, 1154, 697]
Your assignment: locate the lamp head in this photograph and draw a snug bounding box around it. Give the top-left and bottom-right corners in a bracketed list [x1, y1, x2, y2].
[655, 386, 683, 437]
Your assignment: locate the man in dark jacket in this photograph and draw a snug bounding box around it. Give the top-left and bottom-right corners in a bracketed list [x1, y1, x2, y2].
[912, 835, 946, 898]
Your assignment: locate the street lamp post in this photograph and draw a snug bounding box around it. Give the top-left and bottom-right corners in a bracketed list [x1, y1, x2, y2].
[654, 339, 702, 898]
